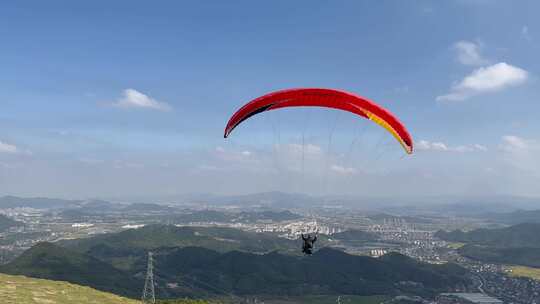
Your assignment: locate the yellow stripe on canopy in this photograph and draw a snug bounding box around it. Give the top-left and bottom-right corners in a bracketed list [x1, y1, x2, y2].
[365, 111, 412, 154]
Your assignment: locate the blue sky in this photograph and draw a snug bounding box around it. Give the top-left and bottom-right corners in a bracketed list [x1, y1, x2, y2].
[1, 1, 539, 199]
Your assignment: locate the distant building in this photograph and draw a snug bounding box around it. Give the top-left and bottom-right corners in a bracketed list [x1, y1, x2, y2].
[369, 249, 387, 257]
[438, 293, 503, 304]
[71, 223, 94, 228]
[122, 224, 145, 229]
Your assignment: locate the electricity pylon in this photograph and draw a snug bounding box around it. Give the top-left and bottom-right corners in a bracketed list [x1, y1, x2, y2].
[142, 252, 155, 304]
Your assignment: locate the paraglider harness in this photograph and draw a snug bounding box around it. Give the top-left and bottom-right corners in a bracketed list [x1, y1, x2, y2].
[301, 234, 317, 255]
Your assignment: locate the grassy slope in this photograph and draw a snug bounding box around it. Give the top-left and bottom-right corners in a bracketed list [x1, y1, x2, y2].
[0, 273, 139, 304]
[446, 242, 465, 250]
[0, 271, 385, 304]
[0, 273, 217, 304]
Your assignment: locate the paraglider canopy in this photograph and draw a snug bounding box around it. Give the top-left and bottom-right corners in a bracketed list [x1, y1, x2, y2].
[224, 88, 413, 154]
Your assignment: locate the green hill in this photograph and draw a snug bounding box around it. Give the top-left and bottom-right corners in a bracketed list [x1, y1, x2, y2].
[59, 224, 299, 270]
[146, 247, 469, 298]
[435, 223, 540, 248]
[436, 223, 540, 267]
[458, 245, 540, 268]
[0, 242, 140, 297]
[2, 242, 470, 299]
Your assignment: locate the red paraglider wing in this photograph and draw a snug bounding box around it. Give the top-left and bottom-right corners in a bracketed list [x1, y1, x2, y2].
[224, 88, 413, 154]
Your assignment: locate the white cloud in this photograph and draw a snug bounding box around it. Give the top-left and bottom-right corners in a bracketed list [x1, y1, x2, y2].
[113, 89, 172, 111]
[0, 141, 19, 154]
[417, 140, 487, 153]
[454, 41, 488, 66]
[436, 62, 528, 102]
[500, 135, 535, 152]
[241, 151, 252, 156]
[473, 144, 488, 151]
[330, 165, 356, 175]
[417, 140, 448, 151]
[453, 144, 488, 153]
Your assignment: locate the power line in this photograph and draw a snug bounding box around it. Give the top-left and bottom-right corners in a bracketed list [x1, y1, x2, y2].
[142, 252, 156, 304]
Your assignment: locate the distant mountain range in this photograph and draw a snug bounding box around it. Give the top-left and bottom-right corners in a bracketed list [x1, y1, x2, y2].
[0, 195, 304, 225]
[436, 223, 540, 267]
[383, 196, 540, 216]
[192, 191, 318, 208]
[57, 202, 175, 219]
[172, 210, 301, 223]
[2, 193, 539, 213]
[177, 192, 540, 212]
[0, 196, 81, 209]
[0, 214, 23, 232]
[0, 196, 175, 213]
